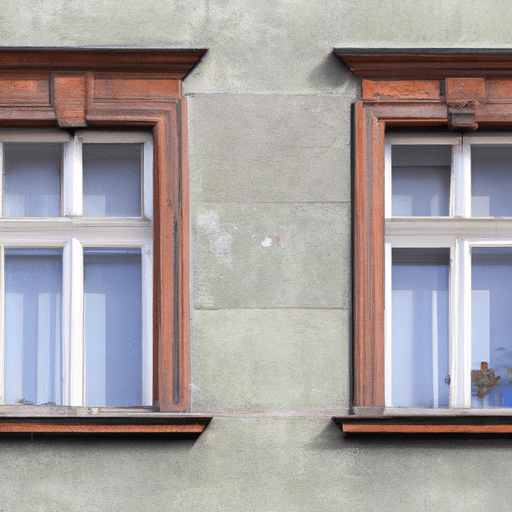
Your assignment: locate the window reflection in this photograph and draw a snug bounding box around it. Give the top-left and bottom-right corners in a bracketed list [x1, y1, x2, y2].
[84, 248, 142, 406]
[472, 247, 512, 407]
[391, 248, 450, 408]
[4, 249, 62, 405]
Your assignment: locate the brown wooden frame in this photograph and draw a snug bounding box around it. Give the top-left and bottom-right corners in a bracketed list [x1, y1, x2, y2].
[0, 48, 208, 433]
[335, 49, 512, 433]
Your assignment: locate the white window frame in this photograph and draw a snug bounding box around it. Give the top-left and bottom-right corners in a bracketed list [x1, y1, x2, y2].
[0, 129, 153, 407]
[385, 132, 512, 410]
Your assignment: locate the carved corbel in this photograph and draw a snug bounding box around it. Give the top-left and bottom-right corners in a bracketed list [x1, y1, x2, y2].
[445, 77, 485, 131]
[447, 100, 479, 131]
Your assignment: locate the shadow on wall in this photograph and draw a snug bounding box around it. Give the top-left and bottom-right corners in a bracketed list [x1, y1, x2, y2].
[0, 433, 201, 445]
[308, 52, 357, 91]
[304, 419, 512, 450]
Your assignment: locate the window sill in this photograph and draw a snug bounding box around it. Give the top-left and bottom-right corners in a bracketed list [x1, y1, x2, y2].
[333, 408, 512, 434]
[0, 408, 212, 434]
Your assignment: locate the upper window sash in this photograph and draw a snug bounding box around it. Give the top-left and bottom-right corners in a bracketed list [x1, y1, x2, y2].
[386, 133, 462, 218]
[73, 131, 153, 220]
[0, 129, 153, 221]
[387, 133, 512, 221]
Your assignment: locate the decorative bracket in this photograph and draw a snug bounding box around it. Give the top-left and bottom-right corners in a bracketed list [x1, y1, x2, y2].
[445, 78, 485, 131]
[447, 101, 478, 131]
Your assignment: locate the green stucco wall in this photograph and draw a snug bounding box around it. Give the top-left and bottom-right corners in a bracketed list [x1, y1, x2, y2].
[1, 1, 512, 510]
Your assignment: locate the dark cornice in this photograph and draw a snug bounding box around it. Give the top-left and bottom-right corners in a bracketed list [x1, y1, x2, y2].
[0, 48, 207, 78]
[335, 48, 512, 79]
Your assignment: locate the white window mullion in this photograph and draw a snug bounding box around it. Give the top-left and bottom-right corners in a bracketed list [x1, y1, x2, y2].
[142, 243, 153, 406]
[63, 136, 82, 217]
[450, 241, 461, 408]
[62, 241, 71, 405]
[452, 137, 470, 217]
[63, 238, 84, 406]
[451, 239, 472, 408]
[461, 139, 472, 218]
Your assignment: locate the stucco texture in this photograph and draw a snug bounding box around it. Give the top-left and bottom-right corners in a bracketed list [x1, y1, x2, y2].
[2, 421, 512, 511]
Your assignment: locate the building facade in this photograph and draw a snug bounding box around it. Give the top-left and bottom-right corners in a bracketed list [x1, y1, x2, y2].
[1, 1, 512, 510]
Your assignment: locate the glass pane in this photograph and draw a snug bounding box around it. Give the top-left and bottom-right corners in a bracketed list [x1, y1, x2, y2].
[84, 248, 142, 406]
[83, 144, 142, 217]
[3, 143, 61, 217]
[392, 145, 451, 217]
[4, 249, 62, 405]
[472, 247, 512, 407]
[472, 145, 512, 217]
[391, 248, 450, 408]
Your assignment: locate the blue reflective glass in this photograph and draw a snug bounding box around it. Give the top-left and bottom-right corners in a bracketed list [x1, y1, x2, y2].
[4, 249, 62, 405]
[472, 247, 512, 407]
[83, 144, 141, 217]
[392, 145, 451, 217]
[3, 143, 61, 217]
[391, 248, 450, 408]
[84, 248, 142, 406]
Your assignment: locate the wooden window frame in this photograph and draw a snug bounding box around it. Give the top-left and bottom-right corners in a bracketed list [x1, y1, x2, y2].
[0, 48, 211, 434]
[335, 49, 512, 434]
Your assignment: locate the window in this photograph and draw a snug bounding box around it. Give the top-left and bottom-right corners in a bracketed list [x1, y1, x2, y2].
[335, 49, 512, 433]
[0, 49, 211, 434]
[0, 130, 153, 408]
[387, 132, 512, 410]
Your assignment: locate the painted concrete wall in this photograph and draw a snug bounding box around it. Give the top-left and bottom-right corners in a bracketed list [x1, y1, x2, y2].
[1, 1, 512, 510]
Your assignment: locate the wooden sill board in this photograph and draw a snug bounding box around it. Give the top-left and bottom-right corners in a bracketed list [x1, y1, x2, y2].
[333, 415, 512, 434]
[0, 415, 212, 434]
